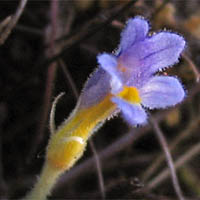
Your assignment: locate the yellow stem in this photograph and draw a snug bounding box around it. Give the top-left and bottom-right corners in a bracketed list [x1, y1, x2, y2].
[24, 162, 62, 200]
[25, 94, 116, 200]
[24, 85, 140, 199]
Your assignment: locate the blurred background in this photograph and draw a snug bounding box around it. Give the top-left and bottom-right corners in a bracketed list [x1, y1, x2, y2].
[0, 0, 200, 199]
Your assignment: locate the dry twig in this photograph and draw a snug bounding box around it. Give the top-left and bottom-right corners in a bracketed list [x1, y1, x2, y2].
[46, 0, 138, 65]
[142, 116, 200, 181]
[0, 0, 28, 45]
[183, 52, 200, 82]
[28, 0, 59, 162]
[150, 117, 185, 200]
[148, 141, 200, 190]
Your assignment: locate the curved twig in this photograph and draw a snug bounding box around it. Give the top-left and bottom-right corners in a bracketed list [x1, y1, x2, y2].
[142, 116, 200, 181]
[45, 0, 138, 65]
[150, 117, 185, 200]
[0, 0, 28, 45]
[148, 141, 200, 190]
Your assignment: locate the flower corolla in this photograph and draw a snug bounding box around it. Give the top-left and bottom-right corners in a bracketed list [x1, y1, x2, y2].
[79, 17, 185, 126]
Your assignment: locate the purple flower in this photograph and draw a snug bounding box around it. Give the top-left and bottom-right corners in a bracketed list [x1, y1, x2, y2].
[80, 17, 185, 126]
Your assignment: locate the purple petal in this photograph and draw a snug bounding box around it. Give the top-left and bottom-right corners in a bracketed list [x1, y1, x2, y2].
[140, 76, 185, 109]
[79, 68, 111, 109]
[112, 97, 147, 126]
[138, 32, 185, 75]
[118, 17, 149, 54]
[97, 53, 123, 93]
[119, 32, 185, 87]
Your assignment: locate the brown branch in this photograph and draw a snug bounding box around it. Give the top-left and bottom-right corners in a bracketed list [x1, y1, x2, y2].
[89, 140, 106, 200]
[148, 141, 200, 190]
[182, 52, 200, 82]
[0, 16, 11, 33]
[58, 59, 79, 100]
[45, 0, 138, 65]
[8, 0, 138, 93]
[15, 24, 43, 36]
[150, 117, 185, 200]
[28, 0, 59, 163]
[0, 0, 28, 45]
[142, 116, 200, 181]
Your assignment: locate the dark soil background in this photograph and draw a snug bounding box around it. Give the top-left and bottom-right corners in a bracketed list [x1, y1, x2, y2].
[0, 0, 200, 199]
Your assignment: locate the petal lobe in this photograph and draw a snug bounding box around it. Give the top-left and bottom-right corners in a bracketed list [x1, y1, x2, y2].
[119, 17, 149, 54]
[140, 76, 185, 109]
[112, 97, 147, 126]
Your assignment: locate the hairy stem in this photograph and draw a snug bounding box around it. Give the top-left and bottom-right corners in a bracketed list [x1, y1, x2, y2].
[24, 162, 62, 200]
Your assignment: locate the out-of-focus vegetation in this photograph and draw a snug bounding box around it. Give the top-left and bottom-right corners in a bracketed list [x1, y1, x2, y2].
[0, 0, 200, 199]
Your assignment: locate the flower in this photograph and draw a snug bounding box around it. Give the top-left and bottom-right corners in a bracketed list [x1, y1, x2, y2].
[27, 17, 186, 200]
[81, 16, 185, 126]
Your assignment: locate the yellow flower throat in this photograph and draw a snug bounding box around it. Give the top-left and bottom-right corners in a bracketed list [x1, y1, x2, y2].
[118, 86, 141, 104]
[47, 86, 141, 170]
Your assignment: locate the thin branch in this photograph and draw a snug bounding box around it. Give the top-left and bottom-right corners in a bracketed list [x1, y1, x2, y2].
[28, 0, 58, 162]
[150, 117, 185, 200]
[89, 140, 106, 199]
[111, 20, 124, 29]
[58, 59, 79, 100]
[142, 116, 200, 181]
[148, 141, 200, 190]
[54, 1, 136, 44]
[182, 52, 200, 82]
[0, 16, 11, 33]
[0, 0, 28, 45]
[45, 0, 138, 65]
[7, 0, 138, 92]
[15, 24, 43, 36]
